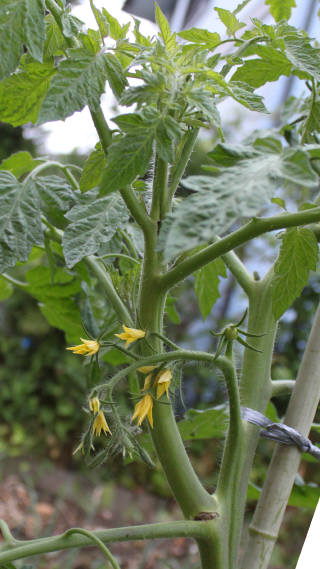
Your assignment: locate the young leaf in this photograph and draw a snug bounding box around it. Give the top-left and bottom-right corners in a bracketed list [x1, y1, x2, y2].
[0, 172, 43, 273]
[214, 7, 245, 36]
[44, 13, 66, 59]
[62, 192, 129, 267]
[102, 7, 127, 40]
[154, 2, 175, 49]
[0, 151, 41, 178]
[99, 131, 155, 195]
[0, 61, 55, 127]
[231, 47, 292, 88]
[194, 258, 227, 320]
[178, 28, 220, 49]
[265, 0, 296, 22]
[0, 0, 46, 80]
[90, 0, 109, 39]
[272, 228, 318, 320]
[38, 48, 126, 124]
[80, 144, 106, 192]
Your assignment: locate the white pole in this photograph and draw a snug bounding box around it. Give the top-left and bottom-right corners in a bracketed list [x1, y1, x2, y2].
[296, 499, 320, 569]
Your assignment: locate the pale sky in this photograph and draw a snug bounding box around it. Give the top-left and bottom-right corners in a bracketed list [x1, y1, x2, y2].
[33, 0, 317, 155]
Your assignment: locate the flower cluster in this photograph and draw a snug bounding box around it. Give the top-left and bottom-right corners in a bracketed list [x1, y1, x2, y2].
[89, 397, 111, 437]
[131, 367, 172, 428]
[67, 326, 172, 436]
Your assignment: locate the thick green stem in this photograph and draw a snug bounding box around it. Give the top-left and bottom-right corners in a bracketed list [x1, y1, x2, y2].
[0, 521, 208, 564]
[215, 352, 245, 569]
[240, 304, 320, 569]
[218, 273, 277, 566]
[160, 207, 320, 291]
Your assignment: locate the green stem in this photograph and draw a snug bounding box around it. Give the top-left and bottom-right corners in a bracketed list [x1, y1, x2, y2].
[90, 107, 113, 151]
[0, 521, 209, 565]
[271, 379, 295, 396]
[119, 185, 154, 238]
[168, 128, 199, 202]
[215, 352, 244, 569]
[301, 77, 316, 144]
[160, 207, 320, 291]
[65, 528, 120, 569]
[220, 272, 276, 566]
[85, 256, 133, 325]
[240, 303, 320, 569]
[0, 519, 17, 544]
[98, 253, 140, 264]
[1, 273, 28, 288]
[150, 153, 169, 220]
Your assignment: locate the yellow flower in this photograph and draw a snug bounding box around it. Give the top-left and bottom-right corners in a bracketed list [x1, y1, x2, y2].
[89, 397, 100, 414]
[114, 325, 146, 348]
[89, 397, 111, 436]
[155, 369, 172, 399]
[66, 338, 100, 356]
[138, 366, 158, 391]
[131, 394, 153, 428]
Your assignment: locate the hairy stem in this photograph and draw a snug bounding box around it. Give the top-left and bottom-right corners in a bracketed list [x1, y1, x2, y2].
[160, 207, 320, 291]
[0, 521, 209, 564]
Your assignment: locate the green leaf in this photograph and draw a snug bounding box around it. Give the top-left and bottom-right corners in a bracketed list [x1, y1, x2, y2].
[178, 405, 228, 440]
[34, 175, 77, 228]
[155, 2, 175, 50]
[0, 151, 41, 178]
[99, 131, 155, 195]
[26, 266, 81, 300]
[0, 61, 55, 127]
[102, 7, 128, 40]
[158, 143, 317, 261]
[0, 276, 13, 300]
[165, 294, 181, 324]
[276, 24, 320, 81]
[206, 71, 268, 113]
[265, 0, 296, 22]
[62, 192, 129, 267]
[214, 7, 245, 36]
[272, 228, 318, 320]
[248, 479, 320, 510]
[194, 258, 227, 320]
[40, 297, 84, 343]
[90, 0, 108, 39]
[155, 116, 182, 163]
[0, 0, 46, 79]
[184, 88, 221, 126]
[80, 144, 106, 192]
[232, 48, 292, 88]
[178, 28, 220, 48]
[44, 13, 67, 60]
[0, 172, 43, 273]
[38, 48, 126, 124]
